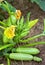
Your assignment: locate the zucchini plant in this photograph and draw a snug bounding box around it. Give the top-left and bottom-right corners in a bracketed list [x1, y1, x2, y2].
[0, 1, 45, 65]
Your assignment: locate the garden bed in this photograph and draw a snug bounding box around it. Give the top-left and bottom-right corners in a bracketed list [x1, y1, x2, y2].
[0, 0, 45, 65]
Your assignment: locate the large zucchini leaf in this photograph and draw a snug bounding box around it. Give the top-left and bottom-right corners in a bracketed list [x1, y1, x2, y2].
[30, 0, 45, 11]
[0, 1, 16, 13]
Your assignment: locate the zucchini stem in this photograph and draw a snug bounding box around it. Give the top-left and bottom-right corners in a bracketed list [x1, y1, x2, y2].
[20, 33, 45, 43]
[0, 26, 5, 29]
[20, 42, 45, 47]
[7, 57, 10, 65]
[0, 43, 15, 51]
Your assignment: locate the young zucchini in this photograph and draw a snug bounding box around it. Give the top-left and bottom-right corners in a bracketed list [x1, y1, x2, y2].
[33, 56, 42, 62]
[9, 53, 33, 61]
[12, 48, 40, 55]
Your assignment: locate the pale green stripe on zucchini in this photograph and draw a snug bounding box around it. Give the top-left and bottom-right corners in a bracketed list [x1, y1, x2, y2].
[9, 53, 33, 61]
[13, 48, 40, 55]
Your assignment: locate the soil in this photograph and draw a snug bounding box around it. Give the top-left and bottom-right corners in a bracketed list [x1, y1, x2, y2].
[0, 0, 45, 65]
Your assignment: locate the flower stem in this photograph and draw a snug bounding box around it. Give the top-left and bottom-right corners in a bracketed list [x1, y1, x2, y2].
[7, 57, 10, 65]
[44, 19, 45, 33]
[20, 33, 45, 43]
[0, 26, 5, 29]
[0, 43, 15, 51]
[0, 21, 6, 26]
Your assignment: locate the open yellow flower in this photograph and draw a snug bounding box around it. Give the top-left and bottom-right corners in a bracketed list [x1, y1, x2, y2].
[15, 10, 21, 19]
[4, 25, 16, 39]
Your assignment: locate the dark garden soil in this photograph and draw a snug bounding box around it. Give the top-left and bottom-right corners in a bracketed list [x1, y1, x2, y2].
[0, 0, 45, 65]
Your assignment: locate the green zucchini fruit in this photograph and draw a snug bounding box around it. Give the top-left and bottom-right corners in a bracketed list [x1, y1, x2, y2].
[33, 56, 42, 62]
[12, 48, 40, 55]
[9, 53, 33, 61]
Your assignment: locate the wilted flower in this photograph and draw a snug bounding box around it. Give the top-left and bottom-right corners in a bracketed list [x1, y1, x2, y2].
[15, 10, 21, 19]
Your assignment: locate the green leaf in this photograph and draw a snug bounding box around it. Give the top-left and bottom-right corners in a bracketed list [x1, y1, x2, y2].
[20, 31, 29, 38]
[30, 0, 45, 11]
[6, 17, 12, 26]
[28, 19, 38, 29]
[0, 42, 15, 51]
[0, 21, 6, 26]
[4, 1, 16, 12]
[30, 0, 37, 3]
[16, 17, 24, 33]
[26, 12, 31, 22]
[10, 15, 16, 25]
[43, 19, 45, 34]
[19, 16, 24, 30]
[3, 35, 9, 43]
[0, 2, 10, 14]
[0, 1, 16, 14]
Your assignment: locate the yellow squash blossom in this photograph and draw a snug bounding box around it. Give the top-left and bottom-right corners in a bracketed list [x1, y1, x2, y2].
[4, 25, 16, 39]
[15, 10, 21, 19]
